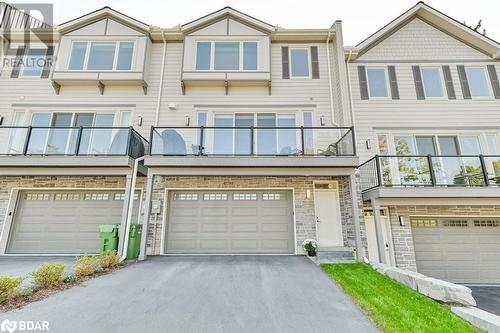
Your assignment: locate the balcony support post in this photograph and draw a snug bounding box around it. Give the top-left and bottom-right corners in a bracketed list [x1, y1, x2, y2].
[479, 155, 490, 186]
[374, 155, 383, 187]
[22, 126, 32, 155]
[74, 127, 83, 155]
[199, 127, 204, 156]
[349, 170, 364, 262]
[300, 127, 305, 156]
[427, 155, 437, 186]
[139, 169, 155, 261]
[370, 198, 387, 264]
[118, 173, 134, 258]
[250, 127, 254, 156]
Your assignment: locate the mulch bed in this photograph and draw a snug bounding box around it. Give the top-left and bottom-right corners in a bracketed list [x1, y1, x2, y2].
[0, 265, 124, 312]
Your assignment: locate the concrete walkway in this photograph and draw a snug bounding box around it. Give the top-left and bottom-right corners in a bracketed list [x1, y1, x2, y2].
[0, 256, 378, 333]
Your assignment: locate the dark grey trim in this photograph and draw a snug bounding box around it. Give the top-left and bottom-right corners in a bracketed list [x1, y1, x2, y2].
[457, 65, 472, 99]
[412, 65, 425, 100]
[104, 18, 109, 35]
[12, 103, 137, 108]
[226, 18, 229, 35]
[193, 104, 317, 108]
[281, 46, 289, 79]
[487, 65, 500, 99]
[387, 65, 399, 99]
[442, 65, 456, 99]
[352, 59, 496, 64]
[310, 46, 319, 79]
[357, 66, 369, 100]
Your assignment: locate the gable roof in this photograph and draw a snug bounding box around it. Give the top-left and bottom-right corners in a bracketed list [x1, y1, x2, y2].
[57, 7, 150, 34]
[181, 7, 275, 34]
[353, 1, 500, 59]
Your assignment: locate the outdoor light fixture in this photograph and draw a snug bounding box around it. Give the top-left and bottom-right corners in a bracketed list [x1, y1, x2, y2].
[399, 216, 405, 226]
[185, 115, 190, 127]
[136, 116, 143, 127]
[306, 189, 311, 199]
[320, 115, 326, 126]
[366, 139, 372, 150]
[168, 102, 176, 110]
[0, 116, 3, 126]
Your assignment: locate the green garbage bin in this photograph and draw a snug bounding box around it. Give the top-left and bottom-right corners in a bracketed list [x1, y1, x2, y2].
[99, 224, 120, 253]
[127, 224, 143, 259]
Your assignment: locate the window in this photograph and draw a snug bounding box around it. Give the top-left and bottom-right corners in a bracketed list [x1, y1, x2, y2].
[474, 219, 500, 227]
[54, 193, 80, 201]
[466, 67, 491, 97]
[290, 49, 309, 77]
[173, 193, 198, 201]
[421, 67, 444, 97]
[68, 41, 134, 71]
[415, 136, 437, 155]
[262, 193, 283, 200]
[196, 41, 258, 71]
[442, 220, 469, 227]
[84, 193, 109, 201]
[411, 218, 438, 228]
[25, 193, 50, 201]
[367, 68, 388, 97]
[486, 135, 499, 154]
[233, 193, 257, 201]
[21, 48, 46, 77]
[203, 193, 228, 201]
[394, 136, 417, 155]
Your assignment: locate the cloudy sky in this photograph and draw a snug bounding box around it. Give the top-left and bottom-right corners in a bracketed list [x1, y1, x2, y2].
[10, 0, 500, 46]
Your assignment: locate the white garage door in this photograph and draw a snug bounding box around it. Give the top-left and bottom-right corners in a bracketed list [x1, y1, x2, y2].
[7, 190, 140, 254]
[166, 190, 295, 254]
[411, 217, 500, 283]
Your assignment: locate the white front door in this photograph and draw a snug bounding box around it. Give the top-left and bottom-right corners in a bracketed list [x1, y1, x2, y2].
[365, 213, 395, 265]
[314, 189, 343, 247]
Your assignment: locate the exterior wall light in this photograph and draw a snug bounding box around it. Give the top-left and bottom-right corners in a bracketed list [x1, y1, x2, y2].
[185, 115, 190, 127]
[399, 216, 405, 226]
[366, 139, 372, 150]
[320, 115, 326, 126]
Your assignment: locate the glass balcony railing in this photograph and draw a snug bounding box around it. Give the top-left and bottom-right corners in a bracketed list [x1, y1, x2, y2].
[359, 155, 500, 191]
[0, 127, 148, 158]
[149, 126, 356, 157]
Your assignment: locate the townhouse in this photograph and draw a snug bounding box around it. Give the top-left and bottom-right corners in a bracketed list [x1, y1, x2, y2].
[0, 2, 498, 285]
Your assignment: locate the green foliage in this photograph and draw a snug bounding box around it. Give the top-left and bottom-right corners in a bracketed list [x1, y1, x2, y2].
[98, 250, 120, 269]
[0, 276, 24, 302]
[17, 287, 33, 298]
[94, 266, 105, 274]
[62, 273, 78, 284]
[32, 263, 65, 289]
[74, 256, 100, 277]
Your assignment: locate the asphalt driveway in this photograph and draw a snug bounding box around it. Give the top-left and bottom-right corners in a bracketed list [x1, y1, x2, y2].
[469, 285, 500, 316]
[0, 256, 378, 333]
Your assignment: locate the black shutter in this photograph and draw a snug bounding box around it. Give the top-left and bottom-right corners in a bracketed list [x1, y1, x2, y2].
[457, 65, 471, 99]
[357, 66, 369, 100]
[442, 65, 456, 100]
[387, 65, 399, 100]
[41, 46, 54, 79]
[487, 65, 500, 99]
[10, 46, 26, 78]
[281, 46, 289, 79]
[412, 65, 425, 100]
[310, 46, 319, 79]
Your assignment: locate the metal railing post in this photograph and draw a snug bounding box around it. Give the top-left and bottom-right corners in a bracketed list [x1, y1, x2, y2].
[300, 126, 305, 155]
[479, 155, 490, 186]
[199, 126, 204, 156]
[427, 155, 436, 186]
[148, 127, 154, 155]
[126, 127, 132, 157]
[74, 127, 83, 155]
[250, 127, 254, 156]
[374, 155, 383, 187]
[22, 126, 32, 155]
[351, 127, 357, 156]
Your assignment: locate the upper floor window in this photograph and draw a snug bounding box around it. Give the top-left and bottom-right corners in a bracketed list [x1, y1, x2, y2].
[195, 41, 258, 71]
[290, 48, 309, 77]
[465, 67, 491, 97]
[421, 67, 444, 98]
[366, 68, 388, 98]
[21, 48, 46, 77]
[68, 41, 134, 71]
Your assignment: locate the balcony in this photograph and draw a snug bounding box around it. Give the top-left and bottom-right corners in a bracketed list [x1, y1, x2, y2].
[145, 126, 358, 168]
[0, 126, 148, 169]
[359, 155, 500, 200]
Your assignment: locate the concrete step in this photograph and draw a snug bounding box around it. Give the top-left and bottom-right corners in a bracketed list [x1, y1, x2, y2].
[309, 249, 357, 265]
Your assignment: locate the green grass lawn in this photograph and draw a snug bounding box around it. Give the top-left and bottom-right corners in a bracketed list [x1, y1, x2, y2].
[321, 263, 480, 333]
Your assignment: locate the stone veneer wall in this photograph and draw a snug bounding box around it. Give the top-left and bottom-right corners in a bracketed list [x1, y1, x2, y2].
[146, 175, 366, 255]
[0, 176, 146, 238]
[386, 205, 500, 272]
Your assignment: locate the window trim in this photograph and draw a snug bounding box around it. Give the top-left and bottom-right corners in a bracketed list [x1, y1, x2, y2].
[420, 66, 446, 99]
[465, 66, 493, 99]
[67, 40, 136, 72]
[194, 40, 259, 72]
[366, 66, 390, 99]
[289, 47, 311, 79]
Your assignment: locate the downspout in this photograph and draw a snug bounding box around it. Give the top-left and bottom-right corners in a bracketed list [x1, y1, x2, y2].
[346, 50, 356, 128]
[154, 31, 167, 127]
[119, 156, 146, 262]
[0, 34, 8, 75]
[326, 26, 336, 125]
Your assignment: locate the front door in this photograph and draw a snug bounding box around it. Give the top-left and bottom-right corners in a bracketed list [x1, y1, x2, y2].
[314, 187, 343, 248]
[365, 212, 395, 265]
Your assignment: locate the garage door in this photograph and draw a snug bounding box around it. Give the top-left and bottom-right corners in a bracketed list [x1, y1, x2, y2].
[7, 190, 140, 254]
[411, 217, 500, 283]
[166, 190, 294, 254]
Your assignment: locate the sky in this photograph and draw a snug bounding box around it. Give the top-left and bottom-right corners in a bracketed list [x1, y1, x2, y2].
[9, 0, 500, 46]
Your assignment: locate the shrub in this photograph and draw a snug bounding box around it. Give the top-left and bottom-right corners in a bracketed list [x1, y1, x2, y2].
[0, 276, 24, 302]
[62, 273, 77, 284]
[94, 266, 105, 274]
[98, 251, 119, 269]
[17, 287, 33, 298]
[32, 263, 65, 289]
[74, 256, 100, 277]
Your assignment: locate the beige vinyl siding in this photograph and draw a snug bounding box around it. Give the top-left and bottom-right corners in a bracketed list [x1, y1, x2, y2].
[361, 18, 490, 61]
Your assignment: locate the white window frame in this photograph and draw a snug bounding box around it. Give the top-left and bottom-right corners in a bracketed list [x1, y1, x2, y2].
[67, 41, 136, 72]
[194, 41, 259, 72]
[289, 47, 311, 79]
[366, 66, 390, 99]
[420, 66, 446, 99]
[465, 66, 493, 99]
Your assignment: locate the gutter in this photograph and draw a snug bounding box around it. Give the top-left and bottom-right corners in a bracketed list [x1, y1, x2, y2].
[325, 25, 336, 125]
[119, 155, 145, 262]
[346, 49, 356, 128]
[154, 31, 167, 127]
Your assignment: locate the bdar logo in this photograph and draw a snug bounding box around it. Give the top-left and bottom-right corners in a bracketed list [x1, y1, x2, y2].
[0, 319, 17, 333]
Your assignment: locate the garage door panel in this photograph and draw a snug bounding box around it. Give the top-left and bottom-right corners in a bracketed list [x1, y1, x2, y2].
[171, 223, 199, 233]
[171, 208, 199, 217]
[166, 190, 294, 254]
[412, 218, 500, 283]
